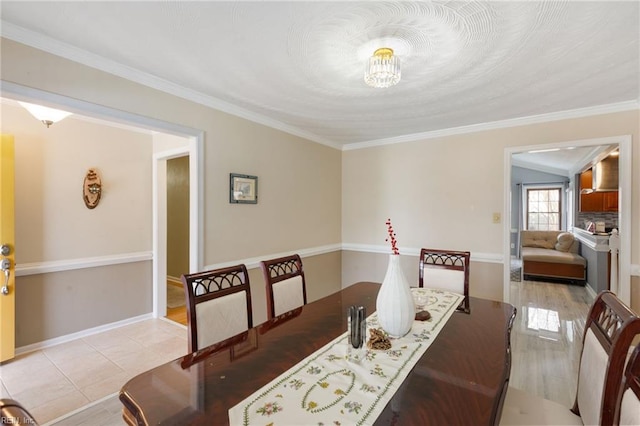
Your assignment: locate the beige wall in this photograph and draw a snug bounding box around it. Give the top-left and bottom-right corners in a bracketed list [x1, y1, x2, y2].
[2, 102, 153, 263]
[0, 39, 342, 267]
[343, 110, 640, 310]
[1, 38, 343, 346]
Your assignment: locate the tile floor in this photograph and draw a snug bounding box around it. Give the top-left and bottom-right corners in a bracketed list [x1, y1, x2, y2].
[1, 279, 592, 425]
[0, 318, 187, 425]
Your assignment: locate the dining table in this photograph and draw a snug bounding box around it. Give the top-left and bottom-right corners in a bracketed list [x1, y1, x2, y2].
[119, 282, 516, 425]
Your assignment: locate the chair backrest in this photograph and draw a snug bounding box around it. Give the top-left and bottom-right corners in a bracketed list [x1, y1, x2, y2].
[615, 343, 640, 426]
[260, 254, 307, 319]
[571, 290, 640, 426]
[419, 248, 470, 312]
[181, 264, 253, 353]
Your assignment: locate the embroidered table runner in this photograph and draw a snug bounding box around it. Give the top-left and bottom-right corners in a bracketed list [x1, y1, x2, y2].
[228, 288, 463, 426]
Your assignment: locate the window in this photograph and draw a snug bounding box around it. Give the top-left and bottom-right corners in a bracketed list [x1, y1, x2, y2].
[526, 187, 561, 230]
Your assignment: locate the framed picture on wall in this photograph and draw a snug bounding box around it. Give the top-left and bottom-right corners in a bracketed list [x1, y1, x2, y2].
[230, 173, 258, 204]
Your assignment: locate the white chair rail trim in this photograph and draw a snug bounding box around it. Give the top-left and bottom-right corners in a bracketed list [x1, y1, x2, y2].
[342, 243, 502, 264]
[15, 245, 640, 277]
[203, 244, 342, 271]
[15, 251, 153, 276]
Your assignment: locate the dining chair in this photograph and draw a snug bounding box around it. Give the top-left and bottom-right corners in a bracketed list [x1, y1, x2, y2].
[0, 399, 37, 425]
[181, 264, 253, 353]
[500, 290, 640, 426]
[614, 342, 640, 425]
[419, 248, 470, 312]
[260, 254, 307, 320]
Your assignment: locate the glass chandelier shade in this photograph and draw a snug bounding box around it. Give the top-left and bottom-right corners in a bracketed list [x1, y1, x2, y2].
[18, 102, 73, 127]
[364, 47, 401, 88]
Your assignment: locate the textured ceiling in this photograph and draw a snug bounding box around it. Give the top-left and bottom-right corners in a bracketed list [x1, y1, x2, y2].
[1, 1, 638, 148]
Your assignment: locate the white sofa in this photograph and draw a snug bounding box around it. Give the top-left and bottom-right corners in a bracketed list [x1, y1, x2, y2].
[520, 230, 586, 283]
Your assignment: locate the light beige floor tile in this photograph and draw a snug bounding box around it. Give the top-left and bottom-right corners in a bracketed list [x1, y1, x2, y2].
[109, 351, 166, 378]
[94, 338, 146, 362]
[127, 329, 178, 347]
[0, 351, 55, 384]
[0, 379, 11, 398]
[158, 319, 188, 338]
[12, 374, 78, 414]
[28, 389, 90, 425]
[145, 335, 188, 361]
[82, 330, 138, 352]
[3, 361, 72, 399]
[79, 371, 130, 402]
[54, 352, 124, 390]
[43, 339, 98, 365]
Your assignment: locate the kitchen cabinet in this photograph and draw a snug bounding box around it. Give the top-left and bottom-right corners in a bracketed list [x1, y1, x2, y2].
[603, 191, 618, 212]
[579, 169, 618, 212]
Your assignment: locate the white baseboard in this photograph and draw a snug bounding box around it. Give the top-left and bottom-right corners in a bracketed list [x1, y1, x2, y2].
[15, 313, 153, 355]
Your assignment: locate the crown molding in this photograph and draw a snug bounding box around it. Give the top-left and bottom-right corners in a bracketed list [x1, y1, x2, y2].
[342, 100, 639, 151]
[3, 21, 637, 153]
[1, 21, 342, 151]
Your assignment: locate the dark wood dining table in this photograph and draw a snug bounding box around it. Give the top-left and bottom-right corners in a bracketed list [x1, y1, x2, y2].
[120, 282, 516, 425]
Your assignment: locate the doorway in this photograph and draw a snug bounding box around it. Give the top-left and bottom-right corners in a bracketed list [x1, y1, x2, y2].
[2, 82, 204, 336]
[504, 135, 632, 305]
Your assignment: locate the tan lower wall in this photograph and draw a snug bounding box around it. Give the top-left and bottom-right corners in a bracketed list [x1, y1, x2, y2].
[341, 250, 504, 302]
[15, 261, 152, 347]
[15, 251, 342, 348]
[14, 249, 635, 348]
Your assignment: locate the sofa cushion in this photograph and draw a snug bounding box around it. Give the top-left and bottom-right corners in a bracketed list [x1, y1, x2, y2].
[521, 231, 558, 249]
[521, 247, 587, 267]
[555, 232, 575, 252]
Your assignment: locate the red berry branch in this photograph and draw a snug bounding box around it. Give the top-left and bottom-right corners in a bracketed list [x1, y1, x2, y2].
[385, 218, 399, 255]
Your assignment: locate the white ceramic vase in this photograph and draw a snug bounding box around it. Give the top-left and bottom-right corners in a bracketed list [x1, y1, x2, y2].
[376, 254, 415, 338]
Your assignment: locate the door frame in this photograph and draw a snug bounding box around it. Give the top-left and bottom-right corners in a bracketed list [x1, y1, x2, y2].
[153, 147, 200, 317]
[1, 81, 205, 319]
[503, 135, 632, 305]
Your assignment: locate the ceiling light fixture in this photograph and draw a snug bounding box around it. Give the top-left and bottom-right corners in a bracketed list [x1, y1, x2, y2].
[18, 101, 72, 127]
[364, 47, 401, 88]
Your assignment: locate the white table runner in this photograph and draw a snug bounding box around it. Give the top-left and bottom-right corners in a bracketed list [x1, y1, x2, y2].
[228, 288, 462, 426]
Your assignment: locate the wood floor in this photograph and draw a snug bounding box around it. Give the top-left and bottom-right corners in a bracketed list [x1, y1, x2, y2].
[165, 306, 187, 325]
[508, 278, 592, 408]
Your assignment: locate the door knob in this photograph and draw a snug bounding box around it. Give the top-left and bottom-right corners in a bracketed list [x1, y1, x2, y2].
[1, 258, 10, 295]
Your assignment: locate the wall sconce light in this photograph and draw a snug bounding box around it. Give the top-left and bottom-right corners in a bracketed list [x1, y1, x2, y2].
[18, 101, 73, 127]
[83, 169, 102, 209]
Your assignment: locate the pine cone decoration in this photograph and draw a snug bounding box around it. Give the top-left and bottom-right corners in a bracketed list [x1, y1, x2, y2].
[367, 328, 392, 350]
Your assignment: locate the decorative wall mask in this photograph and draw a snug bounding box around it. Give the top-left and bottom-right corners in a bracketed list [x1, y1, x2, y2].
[83, 169, 102, 209]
